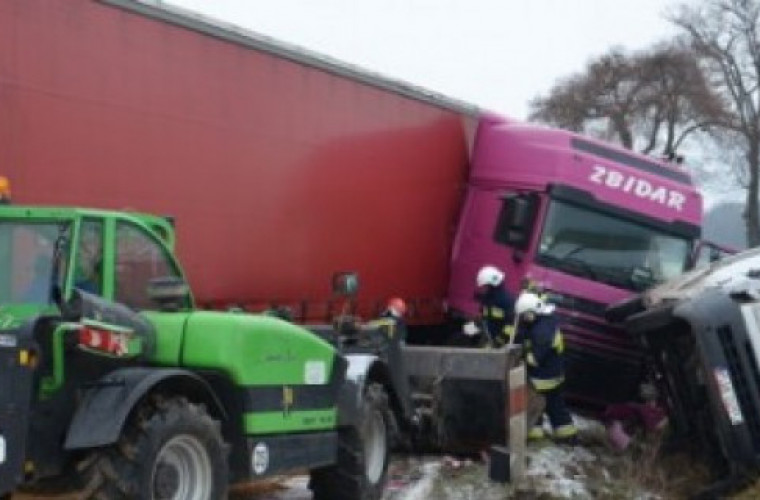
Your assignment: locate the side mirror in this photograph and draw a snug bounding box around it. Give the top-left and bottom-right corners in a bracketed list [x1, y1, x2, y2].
[332, 272, 360, 298]
[147, 276, 189, 312]
[61, 288, 153, 335]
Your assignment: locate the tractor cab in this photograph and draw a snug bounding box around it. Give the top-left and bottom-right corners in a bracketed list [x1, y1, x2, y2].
[0, 199, 189, 319]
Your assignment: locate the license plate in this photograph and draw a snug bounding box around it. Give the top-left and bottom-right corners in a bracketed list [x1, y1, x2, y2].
[0, 435, 5, 464]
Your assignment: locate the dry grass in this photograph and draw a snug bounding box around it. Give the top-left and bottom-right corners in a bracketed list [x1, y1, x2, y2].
[11, 477, 295, 500]
[531, 420, 715, 499]
[229, 479, 289, 498]
[728, 475, 760, 500]
[583, 430, 712, 499]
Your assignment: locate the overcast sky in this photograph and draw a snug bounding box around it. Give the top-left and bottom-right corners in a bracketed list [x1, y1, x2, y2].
[168, 0, 681, 120]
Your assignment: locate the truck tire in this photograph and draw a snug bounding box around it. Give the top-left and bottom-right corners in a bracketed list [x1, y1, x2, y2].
[77, 395, 229, 500]
[310, 383, 391, 500]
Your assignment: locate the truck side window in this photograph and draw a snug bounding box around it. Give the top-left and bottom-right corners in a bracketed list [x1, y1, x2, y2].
[115, 222, 180, 310]
[75, 219, 104, 295]
[493, 194, 538, 250]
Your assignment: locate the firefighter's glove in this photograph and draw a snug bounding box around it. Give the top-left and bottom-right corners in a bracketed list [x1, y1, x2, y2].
[463, 321, 480, 336]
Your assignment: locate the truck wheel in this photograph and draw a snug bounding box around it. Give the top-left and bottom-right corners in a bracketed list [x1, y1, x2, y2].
[310, 383, 391, 500]
[78, 395, 229, 500]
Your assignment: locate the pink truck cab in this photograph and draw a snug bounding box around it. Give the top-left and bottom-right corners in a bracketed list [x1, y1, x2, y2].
[448, 115, 703, 407]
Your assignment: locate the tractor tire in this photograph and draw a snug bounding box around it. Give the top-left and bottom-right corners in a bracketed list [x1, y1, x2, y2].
[310, 383, 391, 500]
[77, 395, 229, 500]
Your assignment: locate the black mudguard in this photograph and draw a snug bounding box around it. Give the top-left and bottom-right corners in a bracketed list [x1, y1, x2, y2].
[337, 354, 382, 428]
[0, 321, 38, 495]
[64, 367, 225, 450]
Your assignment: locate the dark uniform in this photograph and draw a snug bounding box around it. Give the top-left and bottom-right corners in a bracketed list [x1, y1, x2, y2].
[519, 313, 576, 440]
[476, 284, 516, 347]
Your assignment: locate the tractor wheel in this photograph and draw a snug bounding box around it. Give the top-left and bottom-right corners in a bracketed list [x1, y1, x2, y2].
[78, 395, 229, 500]
[310, 382, 391, 500]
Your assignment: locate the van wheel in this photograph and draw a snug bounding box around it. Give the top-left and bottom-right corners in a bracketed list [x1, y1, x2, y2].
[78, 395, 229, 499]
[310, 383, 391, 500]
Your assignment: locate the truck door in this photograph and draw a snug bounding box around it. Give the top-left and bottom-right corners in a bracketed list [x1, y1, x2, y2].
[448, 189, 540, 314]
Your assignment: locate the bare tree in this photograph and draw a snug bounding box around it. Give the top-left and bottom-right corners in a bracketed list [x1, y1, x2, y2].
[671, 0, 760, 246]
[529, 43, 726, 157]
[529, 49, 641, 149]
[635, 44, 728, 156]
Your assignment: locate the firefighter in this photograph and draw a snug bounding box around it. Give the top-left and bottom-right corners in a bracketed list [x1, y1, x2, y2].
[373, 297, 413, 448]
[463, 265, 516, 347]
[383, 297, 407, 320]
[515, 291, 577, 443]
[380, 297, 408, 342]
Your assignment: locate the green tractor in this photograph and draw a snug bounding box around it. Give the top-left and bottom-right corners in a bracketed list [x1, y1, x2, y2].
[0, 205, 409, 499]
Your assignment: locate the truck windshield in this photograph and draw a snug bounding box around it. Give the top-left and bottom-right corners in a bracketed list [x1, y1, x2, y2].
[0, 221, 70, 304]
[536, 201, 691, 292]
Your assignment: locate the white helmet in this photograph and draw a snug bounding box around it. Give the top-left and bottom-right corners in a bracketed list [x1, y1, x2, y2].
[515, 292, 555, 316]
[476, 265, 505, 287]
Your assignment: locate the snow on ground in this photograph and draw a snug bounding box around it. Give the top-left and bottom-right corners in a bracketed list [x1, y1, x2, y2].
[386, 461, 440, 500]
[19, 417, 674, 500]
[228, 414, 665, 499]
[523, 443, 597, 498]
[382, 415, 666, 500]
[9, 410, 717, 500]
[520, 415, 602, 498]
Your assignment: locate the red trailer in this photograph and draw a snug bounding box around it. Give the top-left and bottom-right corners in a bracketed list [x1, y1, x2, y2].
[0, 0, 476, 324]
[1, 0, 705, 411]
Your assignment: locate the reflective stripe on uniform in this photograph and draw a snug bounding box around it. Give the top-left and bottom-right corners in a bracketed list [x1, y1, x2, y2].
[366, 318, 396, 338]
[531, 376, 564, 392]
[553, 329, 565, 353]
[528, 426, 545, 440]
[488, 307, 505, 319]
[554, 424, 577, 438]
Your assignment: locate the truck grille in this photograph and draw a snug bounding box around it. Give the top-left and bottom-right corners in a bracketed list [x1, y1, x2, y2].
[548, 292, 608, 319]
[554, 307, 643, 406]
[717, 325, 760, 451]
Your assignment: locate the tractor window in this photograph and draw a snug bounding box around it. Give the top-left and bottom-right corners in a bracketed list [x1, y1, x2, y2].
[74, 219, 104, 295]
[0, 222, 69, 304]
[115, 222, 180, 310]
